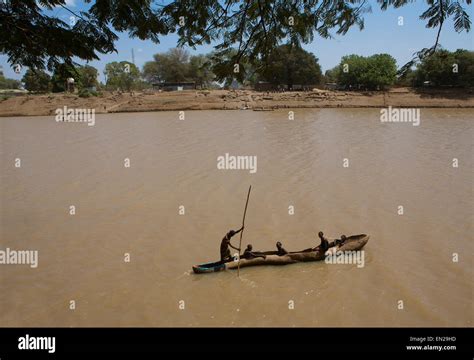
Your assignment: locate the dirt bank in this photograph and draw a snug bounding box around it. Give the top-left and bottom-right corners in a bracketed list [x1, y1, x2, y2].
[0, 87, 472, 117]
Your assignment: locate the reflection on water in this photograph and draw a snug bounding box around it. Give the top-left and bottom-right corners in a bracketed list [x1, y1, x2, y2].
[0, 108, 472, 326]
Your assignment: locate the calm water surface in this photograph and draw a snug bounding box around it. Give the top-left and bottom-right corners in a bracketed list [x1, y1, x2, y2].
[0, 109, 472, 326]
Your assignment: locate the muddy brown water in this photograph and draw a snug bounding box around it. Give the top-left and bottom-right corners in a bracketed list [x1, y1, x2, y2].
[0, 108, 472, 326]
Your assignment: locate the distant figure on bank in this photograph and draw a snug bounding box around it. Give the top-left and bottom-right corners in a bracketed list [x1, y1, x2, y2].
[242, 244, 266, 260]
[220, 227, 243, 262]
[276, 241, 288, 256]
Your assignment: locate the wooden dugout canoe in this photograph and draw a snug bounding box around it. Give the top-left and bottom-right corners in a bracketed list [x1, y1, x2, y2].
[192, 234, 369, 274]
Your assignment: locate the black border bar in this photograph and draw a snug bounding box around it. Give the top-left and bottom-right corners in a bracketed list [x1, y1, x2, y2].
[0, 328, 472, 356]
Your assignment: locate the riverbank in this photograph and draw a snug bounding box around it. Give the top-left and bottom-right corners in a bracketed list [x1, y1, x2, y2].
[0, 87, 473, 117]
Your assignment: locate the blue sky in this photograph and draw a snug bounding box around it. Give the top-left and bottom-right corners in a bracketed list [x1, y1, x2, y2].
[1, 0, 472, 82]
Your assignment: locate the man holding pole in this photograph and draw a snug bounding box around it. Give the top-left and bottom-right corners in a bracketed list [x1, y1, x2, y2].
[218, 186, 252, 273]
[220, 227, 243, 262]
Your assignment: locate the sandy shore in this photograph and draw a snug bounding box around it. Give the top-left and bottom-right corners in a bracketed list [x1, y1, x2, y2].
[0, 87, 472, 117]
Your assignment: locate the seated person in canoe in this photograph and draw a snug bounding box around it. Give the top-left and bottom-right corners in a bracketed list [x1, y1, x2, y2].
[300, 231, 337, 252]
[241, 244, 266, 260]
[276, 241, 289, 256]
[335, 234, 347, 246]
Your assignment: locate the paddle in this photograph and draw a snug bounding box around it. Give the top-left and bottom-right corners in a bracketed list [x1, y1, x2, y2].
[237, 185, 252, 277]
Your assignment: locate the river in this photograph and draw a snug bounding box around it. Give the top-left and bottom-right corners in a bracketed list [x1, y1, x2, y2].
[0, 108, 472, 326]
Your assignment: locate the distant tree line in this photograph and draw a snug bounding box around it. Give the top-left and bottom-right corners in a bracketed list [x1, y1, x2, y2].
[19, 64, 102, 96]
[399, 49, 474, 88]
[4, 48, 473, 93]
[0, 70, 21, 90]
[324, 49, 474, 90]
[10, 61, 143, 96]
[143, 45, 322, 90]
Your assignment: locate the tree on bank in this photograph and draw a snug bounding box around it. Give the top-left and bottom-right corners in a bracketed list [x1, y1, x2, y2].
[77, 65, 99, 89]
[1, 1, 470, 76]
[210, 48, 256, 87]
[323, 67, 339, 83]
[187, 54, 214, 88]
[256, 45, 322, 89]
[0, 72, 21, 90]
[143, 48, 214, 87]
[413, 49, 474, 87]
[51, 63, 78, 92]
[104, 61, 141, 91]
[22, 65, 99, 93]
[143, 48, 190, 83]
[335, 54, 397, 90]
[50, 63, 102, 92]
[21, 69, 51, 92]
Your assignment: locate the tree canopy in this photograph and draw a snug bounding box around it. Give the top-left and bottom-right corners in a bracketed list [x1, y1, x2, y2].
[51, 64, 99, 91]
[77, 65, 99, 89]
[188, 54, 214, 88]
[333, 53, 398, 90]
[0, 72, 21, 89]
[257, 45, 322, 89]
[22, 69, 51, 92]
[413, 49, 474, 87]
[51, 63, 78, 92]
[1, 1, 471, 74]
[143, 48, 214, 87]
[104, 61, 141, 91]
[143, 48, 190, 83]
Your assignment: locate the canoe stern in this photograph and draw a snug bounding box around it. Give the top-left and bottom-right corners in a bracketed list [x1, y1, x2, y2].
[192, 262, 226, 274]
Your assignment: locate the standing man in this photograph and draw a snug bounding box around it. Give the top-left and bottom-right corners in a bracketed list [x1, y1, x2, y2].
[317, 231, 330, 252]
[220, 227, 243, 262]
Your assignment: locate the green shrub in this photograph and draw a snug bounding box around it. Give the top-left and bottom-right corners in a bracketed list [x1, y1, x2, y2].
[78, 89, 91, 98]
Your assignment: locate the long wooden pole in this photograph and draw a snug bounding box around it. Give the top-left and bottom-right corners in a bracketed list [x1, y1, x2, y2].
[237, 185, 252, 277]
